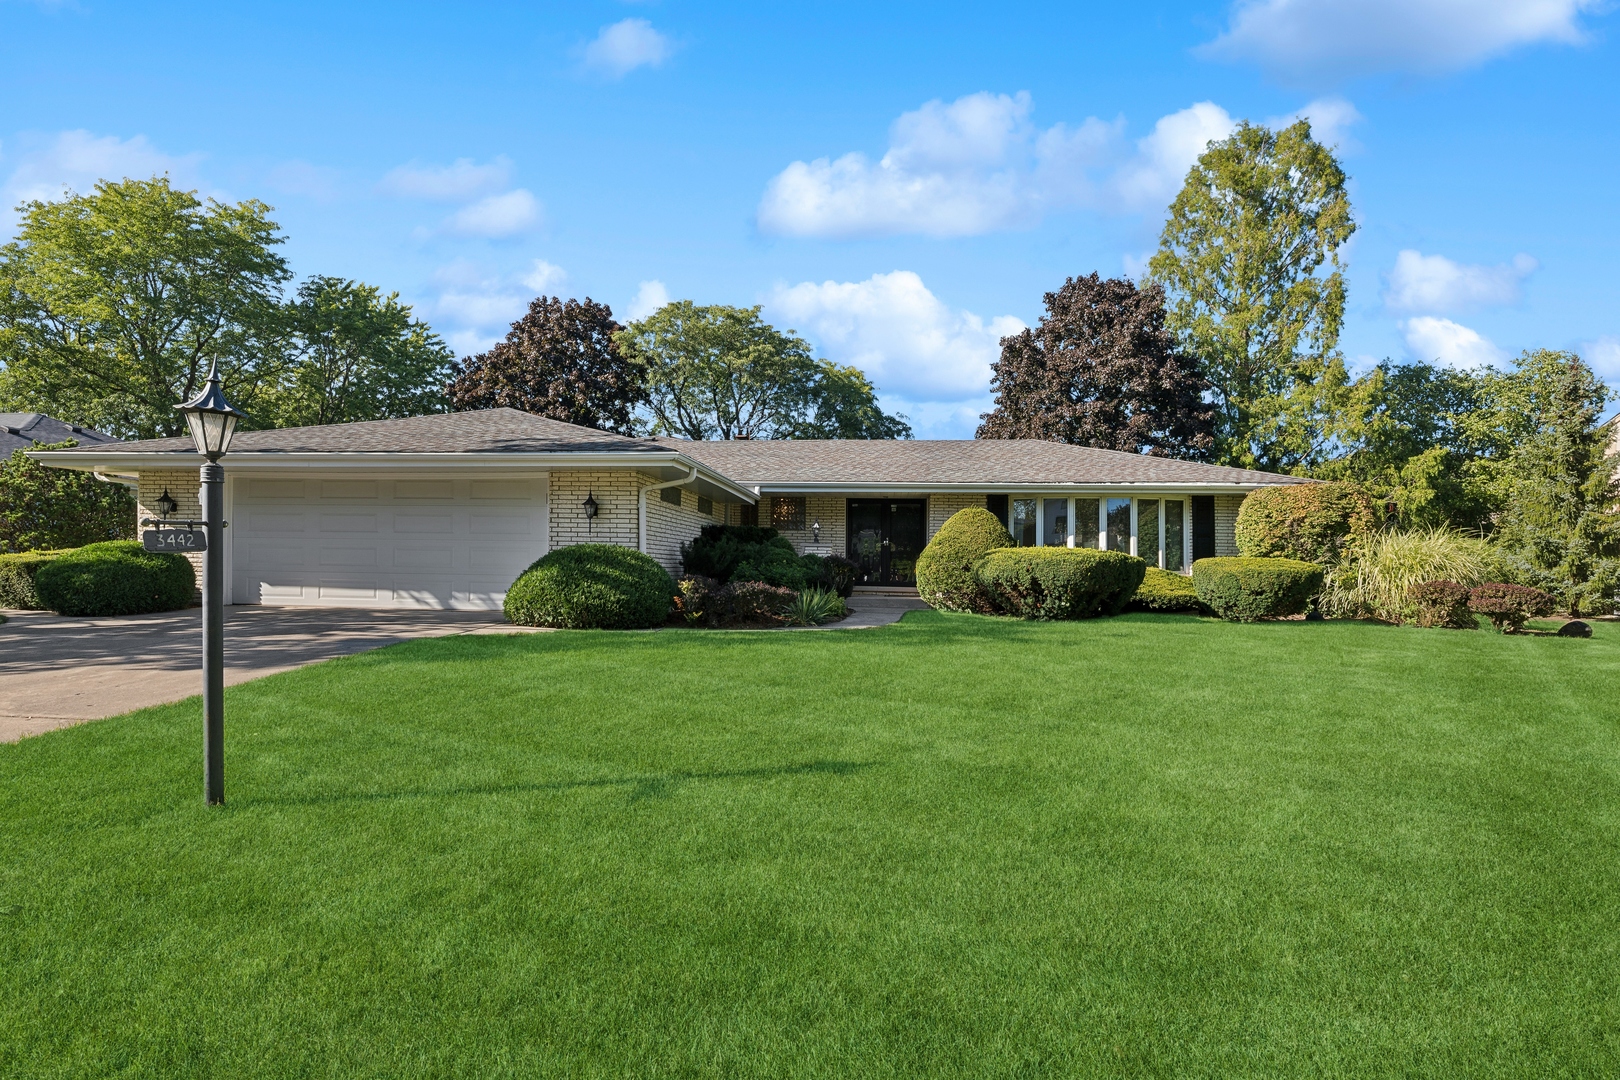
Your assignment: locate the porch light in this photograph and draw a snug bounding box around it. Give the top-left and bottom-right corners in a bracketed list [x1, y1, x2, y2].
[156, 489, 179, 518]
[811, 520, 821, 544]
[583, 492, 599, 519]
[176, 360, 245, 462]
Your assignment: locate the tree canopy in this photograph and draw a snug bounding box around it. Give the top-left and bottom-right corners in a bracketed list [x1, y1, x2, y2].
[446, 296, 642, 434]
[0, 441, 135, 553]
[1148, 119, 1356, 472]
[0, 177, 290, 439]
[977, 273, 1213, 458]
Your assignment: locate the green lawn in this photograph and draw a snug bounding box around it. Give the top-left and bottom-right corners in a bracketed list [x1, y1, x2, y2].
[3, 611, 1619, 1078]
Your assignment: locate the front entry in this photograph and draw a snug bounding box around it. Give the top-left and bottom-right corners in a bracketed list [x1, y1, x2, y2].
[846, 499, 927, 586]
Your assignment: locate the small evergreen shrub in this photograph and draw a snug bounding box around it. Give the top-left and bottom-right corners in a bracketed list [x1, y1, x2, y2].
[34, 540, 195, 616]
[1235, 482, 1377, 565]
[681, 524, 822, 591]
[915, 507, 1014, 612]
[505, 544, 674, 629]
[813, 554, 859, 598]
[1407, 580, 1476, 629]
[0, 549, 70, 609]
[1131, 567, 1203, 612]
[1468, 582, 1554, 633]
[1191, 557, 1324, 622]
[975, 548, 1146, 620]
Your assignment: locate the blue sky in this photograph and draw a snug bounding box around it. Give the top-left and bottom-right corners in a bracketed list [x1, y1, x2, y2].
[2, 0, 1616, 436]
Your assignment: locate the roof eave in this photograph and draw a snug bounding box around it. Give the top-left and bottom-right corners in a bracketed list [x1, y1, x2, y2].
[745, 480, 1296, 495]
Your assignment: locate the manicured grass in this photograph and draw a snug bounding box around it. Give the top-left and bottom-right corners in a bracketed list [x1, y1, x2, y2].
[3, 611, 1619, 1078]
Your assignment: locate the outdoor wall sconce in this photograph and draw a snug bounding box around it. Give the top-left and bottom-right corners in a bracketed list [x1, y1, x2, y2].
[811, 520, 821, 544]
[156, 489, 178, 518]
[583, 492, 599, 519]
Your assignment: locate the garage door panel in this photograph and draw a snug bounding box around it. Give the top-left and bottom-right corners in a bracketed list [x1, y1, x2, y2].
[233, 475, 547, 610]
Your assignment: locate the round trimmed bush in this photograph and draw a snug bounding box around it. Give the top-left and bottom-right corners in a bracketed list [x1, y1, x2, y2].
[975, 547, 1146, 620]
[1191, 557, 1324, 622]
[1467, 582, 1554, 633]
[34, 540, 195, 616]
[1235, 482, 1377, 565]
[915, 507, 1013, 612]
[1131, 567, 1203, 612]
[504, 543, 675, 629]
[1407, 579, 1476, 629]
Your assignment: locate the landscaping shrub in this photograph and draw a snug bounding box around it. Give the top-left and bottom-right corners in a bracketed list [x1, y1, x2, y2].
[784, 586, 846, 627]
[505, 544, 674, 629]
[1235, 482, 1377, 565]
[0, 442, 135, 553]
[1191, 557, 1324, 622]
[671, 575, 796, 627]
[915, 507, 1014, 613]
[34, 540, 194, 616]
[0, 549, 70, 609]
[1468, 582, 1554, 633]
[1130, 567, 1203, 612]
[680, 524, 822, 591]
[1407, 580, 1476, 629]
[975, 548, 1146, 620]
[1323, 528, 1493, 622]
[813, 554, 859, 598]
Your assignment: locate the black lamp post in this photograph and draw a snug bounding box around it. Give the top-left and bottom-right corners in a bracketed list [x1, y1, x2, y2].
[176, 360, 244, 806]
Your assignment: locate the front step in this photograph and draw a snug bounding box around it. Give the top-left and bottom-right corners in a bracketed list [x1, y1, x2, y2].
[852, 585, 920, 597]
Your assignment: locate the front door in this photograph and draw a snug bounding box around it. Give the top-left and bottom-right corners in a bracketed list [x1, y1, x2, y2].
[846, 499, 927, 586]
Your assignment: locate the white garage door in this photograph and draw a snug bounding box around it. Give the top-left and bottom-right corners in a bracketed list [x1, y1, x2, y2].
[231, 474, 549, 610]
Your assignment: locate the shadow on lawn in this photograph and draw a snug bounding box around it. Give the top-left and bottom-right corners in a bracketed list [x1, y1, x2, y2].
[247, 759, 878, 809]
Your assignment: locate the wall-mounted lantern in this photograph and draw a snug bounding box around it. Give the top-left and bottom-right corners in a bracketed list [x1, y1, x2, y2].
[156, 489, 179, 518]
[583, 492, 599, 519]
[811, 520, 821, 545]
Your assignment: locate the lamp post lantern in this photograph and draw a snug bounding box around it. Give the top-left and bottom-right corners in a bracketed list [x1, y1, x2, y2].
[176, 360, 244, 806]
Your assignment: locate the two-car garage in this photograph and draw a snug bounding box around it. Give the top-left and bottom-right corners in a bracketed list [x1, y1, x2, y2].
[229, 474, 549, 611]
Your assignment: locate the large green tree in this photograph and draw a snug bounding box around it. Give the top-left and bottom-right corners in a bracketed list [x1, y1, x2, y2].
[1148, 119, 1356, 473]
[446, 295, 643, 434]
[269, 276, 453, 428]
[616, 302, 909, 440]
[0, 177, 291, 439]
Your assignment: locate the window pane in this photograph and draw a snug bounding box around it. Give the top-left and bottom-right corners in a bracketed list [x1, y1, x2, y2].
[1011, 499, 1038, 547]
[1164, 500, 1184, 572]
[1138, 499, 1160, 567]
[1043, 498, 1068, 546]
[1106, 498, 1131, 552]
[1075, 498, 1099, 548]
[771, 496, 805, 530]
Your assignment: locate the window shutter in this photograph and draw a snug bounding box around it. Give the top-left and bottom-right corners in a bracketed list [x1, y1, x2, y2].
[986, 494, 1009, 529]
[1191, 495, 1216, 562]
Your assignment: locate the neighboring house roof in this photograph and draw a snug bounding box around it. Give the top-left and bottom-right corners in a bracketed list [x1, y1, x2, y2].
[30, 407, 1305, 497]
[0, 413, 121, 455]
[654, 437, 1302, 492]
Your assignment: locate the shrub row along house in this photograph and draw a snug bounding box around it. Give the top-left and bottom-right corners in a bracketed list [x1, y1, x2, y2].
[32, 408, 1299, 610]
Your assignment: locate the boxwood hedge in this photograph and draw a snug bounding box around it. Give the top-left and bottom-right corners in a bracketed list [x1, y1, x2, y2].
[1130, 567, 1203, 612]
[34, 541, 195, 616]
[1191, 557, 1324, 622]
[915, 507, 1013, 613]
[0, 549, 70, 609]
[975, 547, 1146, 620]
[505, 544, 675, 629]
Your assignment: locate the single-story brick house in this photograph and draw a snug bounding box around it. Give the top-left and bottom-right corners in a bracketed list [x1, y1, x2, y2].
[32, 408, 1299, 610]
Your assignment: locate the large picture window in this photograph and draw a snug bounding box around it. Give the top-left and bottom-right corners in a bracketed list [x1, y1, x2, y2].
[1075, 498, 1100, 548]
[1164, 500, 1184, 572]
[1011, 499, 1037, 546]
[1106, 498, 1132, 552]
[1042, 498, 1068, 546]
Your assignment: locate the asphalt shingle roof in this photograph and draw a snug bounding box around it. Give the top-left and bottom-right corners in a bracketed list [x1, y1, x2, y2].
[0, 413, 121, 455]
[655, 437, 1299, 487]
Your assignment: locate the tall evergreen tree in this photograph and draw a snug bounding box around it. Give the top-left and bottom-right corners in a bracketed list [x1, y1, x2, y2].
[977, 273, 1213, 458]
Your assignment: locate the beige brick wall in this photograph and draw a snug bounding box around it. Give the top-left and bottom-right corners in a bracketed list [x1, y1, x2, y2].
[137, 467, 206, 582]
[548, 468, 721, 576]
[760, 494, 848, 555]
[1215, 493, 1244, 557]
[644, 480, 724, 575]
[928, 493, 987, 538]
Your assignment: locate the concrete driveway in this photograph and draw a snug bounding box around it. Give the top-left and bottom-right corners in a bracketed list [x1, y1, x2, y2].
[0, 606, 526, 742]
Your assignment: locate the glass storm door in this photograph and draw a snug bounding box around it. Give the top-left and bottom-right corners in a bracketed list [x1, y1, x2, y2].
[845, 499, 928, 586]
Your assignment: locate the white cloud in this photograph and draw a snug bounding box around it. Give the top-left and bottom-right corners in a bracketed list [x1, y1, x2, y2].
[1201, 0, 1601, 81]
[1266, 96, 1363, 150]
[582, 18, 673, 78]
[2, 130, 203, 216]
[378, 157, 513, 201]
[1582, 336, 1620, 380]
[521, 259, 567, 294]
[767, 270, 1024, 402]
[1401, 316, 1505, 369]
[625, 279, 670, 321]
[757, 93, 1238, 238]
[1384, 249, 1537, 313]
[444, 189, 541, 238]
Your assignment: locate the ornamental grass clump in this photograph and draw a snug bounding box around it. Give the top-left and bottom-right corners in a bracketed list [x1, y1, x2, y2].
[914, 507, 1013, 613]
[1468, 582, 1554, 633]
[975, 548, 1145, 620]
[1191, 557, 1323, 622]
[1323, 527, 1492, 622]
[1407, 580, 1476, 629]
[505, 544, 674, 629]
[33, 541, 194, 616]
[1130, 567, 1203, 612]
[784, 586, 846, 627]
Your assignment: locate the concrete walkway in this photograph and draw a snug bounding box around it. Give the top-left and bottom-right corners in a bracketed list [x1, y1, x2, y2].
[0, 607, 522, 742]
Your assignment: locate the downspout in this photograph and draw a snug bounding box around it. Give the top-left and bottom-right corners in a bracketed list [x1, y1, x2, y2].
[639, 464, 700, 554]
